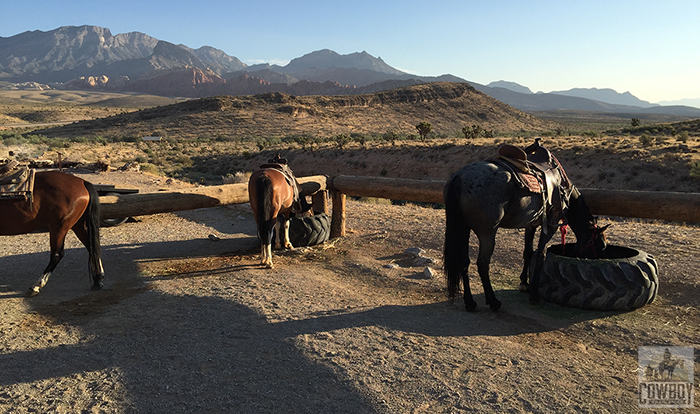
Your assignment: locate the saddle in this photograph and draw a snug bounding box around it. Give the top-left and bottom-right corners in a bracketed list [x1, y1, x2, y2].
[259, 154, 305, 213]
[0, 159, 36, 204]
[492, 139, 572, 233]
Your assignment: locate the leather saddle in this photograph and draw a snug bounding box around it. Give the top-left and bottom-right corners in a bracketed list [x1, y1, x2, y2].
[259, 155, 304, 213]
[493, 139, 572, 233]
[0, 159, 36, 203]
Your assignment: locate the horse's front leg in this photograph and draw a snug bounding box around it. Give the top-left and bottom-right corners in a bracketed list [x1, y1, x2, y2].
[518, 227, 537, 293]
[529, 227, 555, 304]
[476, 231, 501, 312]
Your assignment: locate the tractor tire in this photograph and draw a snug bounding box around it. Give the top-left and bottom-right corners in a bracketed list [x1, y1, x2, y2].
[536, 244, 659, 311]
[288, 211, 331, 247]
[100, 192, 129, 227]
[100, 217, 129, 227]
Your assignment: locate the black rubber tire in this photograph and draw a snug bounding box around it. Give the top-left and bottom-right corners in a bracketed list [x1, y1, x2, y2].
[100, 217, 129, 227]
[288, 211, 331, 247]
[100, 192, 130, 227]
[536, 244, 659, 311]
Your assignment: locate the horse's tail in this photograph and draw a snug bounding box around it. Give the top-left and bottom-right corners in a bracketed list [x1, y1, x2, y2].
[256, 174, 275, 245]
[82, 181, 103, 280]
[443, 175, 468, 301]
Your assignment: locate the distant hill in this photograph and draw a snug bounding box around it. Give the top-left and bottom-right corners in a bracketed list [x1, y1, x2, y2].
[487, 81, 533, 94]
[470, 83, 700, 118]
[33, 82, 557, 139]
[658, 98, 700, 109]
[548, 88, 658, 108]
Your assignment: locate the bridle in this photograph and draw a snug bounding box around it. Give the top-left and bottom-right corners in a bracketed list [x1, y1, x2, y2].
[578, 225, 605, 258]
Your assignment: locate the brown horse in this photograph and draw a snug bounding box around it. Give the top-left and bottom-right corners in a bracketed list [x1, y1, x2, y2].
[248, 167, 309, 268]
[0, 171, 104, 296]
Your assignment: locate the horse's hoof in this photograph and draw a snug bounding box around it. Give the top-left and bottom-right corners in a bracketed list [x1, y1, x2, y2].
[518, 282, 530, 293]
[464, 300, 477, 312]
[91, 283, 103, 291]
[26, 287, 40, 297]
[488, 300, 502, 312]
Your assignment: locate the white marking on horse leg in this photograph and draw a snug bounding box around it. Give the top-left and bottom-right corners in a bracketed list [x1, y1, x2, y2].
[27, 272, 51, 297]
[265, 243, 274, 268]
[283, 219, 293, 249]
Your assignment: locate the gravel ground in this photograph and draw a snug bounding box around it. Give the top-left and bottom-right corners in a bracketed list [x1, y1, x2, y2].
[0, 171, 698, 413]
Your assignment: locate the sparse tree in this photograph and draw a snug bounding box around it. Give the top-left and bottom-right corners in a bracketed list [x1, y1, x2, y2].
[631, 118, 641, 127]
[416, 122, 432, 142]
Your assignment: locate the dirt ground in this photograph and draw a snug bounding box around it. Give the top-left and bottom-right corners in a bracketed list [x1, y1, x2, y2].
[0, 170, 699, 413]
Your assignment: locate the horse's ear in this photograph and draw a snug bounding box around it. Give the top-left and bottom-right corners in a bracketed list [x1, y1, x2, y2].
[598, 224, 611, 234]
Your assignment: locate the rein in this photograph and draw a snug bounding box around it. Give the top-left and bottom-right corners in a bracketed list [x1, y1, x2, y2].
[578, 225, 601, 259]
[560, 224, 568, 248]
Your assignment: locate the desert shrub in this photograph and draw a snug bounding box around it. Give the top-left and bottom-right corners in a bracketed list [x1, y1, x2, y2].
[172, 155, 193, 167]
[655, 135, 669, 144]
[383, 131, 398, 146]
[690, 161, 700, 178]
[222, 171, 251, 184]
[334, 134, 351, 149]
[582, 130, 599, 138]
[639, 134, 653, 146]
[140, 163, 160, 175]
[677, 131, 690, 143]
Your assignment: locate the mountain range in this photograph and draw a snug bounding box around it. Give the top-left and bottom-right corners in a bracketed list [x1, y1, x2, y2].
[1, 25, 699, 117]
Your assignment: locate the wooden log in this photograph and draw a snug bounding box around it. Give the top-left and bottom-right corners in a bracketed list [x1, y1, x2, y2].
[99, 175, 328, 219]
[580, 188, 700, 223]
[328, 175, 700, 224]
[331, 175, 444, 204]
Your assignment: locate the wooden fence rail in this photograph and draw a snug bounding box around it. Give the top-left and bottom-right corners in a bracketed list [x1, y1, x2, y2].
[330, 175, 700, 224]
[99, 174, 700, 240]
[99, 175, 328, 219]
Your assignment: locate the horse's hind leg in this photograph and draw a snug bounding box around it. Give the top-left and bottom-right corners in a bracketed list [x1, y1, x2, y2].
[27, 230, 66, 297]
[476, 231, 501, 312]
[261, 223, 275, 268]
[281, 214, 293, 249]
[518, 227, 537, 293]
[72, 220, 105, 291]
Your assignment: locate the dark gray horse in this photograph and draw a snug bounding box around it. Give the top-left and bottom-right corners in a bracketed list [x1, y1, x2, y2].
[443, 160, 608, 312]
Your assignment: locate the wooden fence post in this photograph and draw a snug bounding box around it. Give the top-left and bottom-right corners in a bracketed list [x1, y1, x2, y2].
[312, 190, 329, 215]
[330, 191, 346, 238]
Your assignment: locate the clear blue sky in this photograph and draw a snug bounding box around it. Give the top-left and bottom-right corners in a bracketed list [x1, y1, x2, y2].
[2, 0, 698, 103]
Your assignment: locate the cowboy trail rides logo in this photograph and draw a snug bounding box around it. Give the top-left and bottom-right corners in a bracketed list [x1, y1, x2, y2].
[638, 346, 694, 408]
